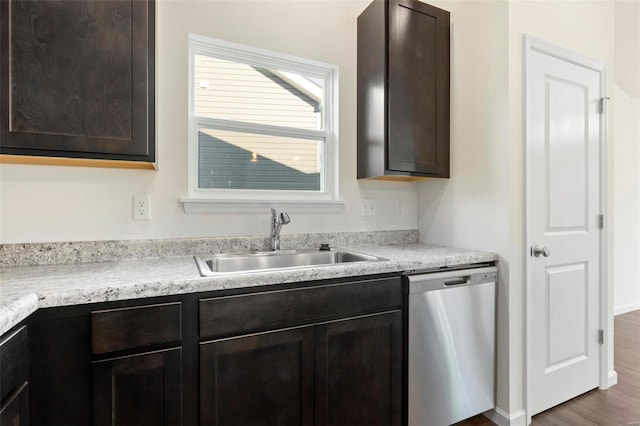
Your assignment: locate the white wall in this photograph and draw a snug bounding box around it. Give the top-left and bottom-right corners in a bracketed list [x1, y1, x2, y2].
[416, 0, 511, 412]
[0, 0, 418, 244]
[613, 0, 640, 316]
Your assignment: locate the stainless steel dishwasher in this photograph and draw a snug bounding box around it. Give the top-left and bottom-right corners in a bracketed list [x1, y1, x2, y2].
[407, 266, 497, 426]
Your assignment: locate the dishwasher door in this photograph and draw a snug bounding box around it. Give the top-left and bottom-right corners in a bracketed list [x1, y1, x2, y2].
[408, 266, 497, 426]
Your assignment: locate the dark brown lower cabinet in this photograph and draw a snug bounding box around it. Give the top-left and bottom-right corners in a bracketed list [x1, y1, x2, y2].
[200, 326, 315, 426]
[0, 382, 29, 426]
[92, 348, 182, 426]
[24, 275, 403, 426]
[199, 311, 402, 426]
[315, 312, 402, 426]
[0, 325, 29, 426]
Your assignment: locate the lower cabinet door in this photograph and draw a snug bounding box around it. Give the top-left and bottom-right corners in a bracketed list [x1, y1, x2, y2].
[315, 311, 402, 426]
[92, 348, 182, 426]
[200, 326, 314, 426]
[0, 382, 29, 426]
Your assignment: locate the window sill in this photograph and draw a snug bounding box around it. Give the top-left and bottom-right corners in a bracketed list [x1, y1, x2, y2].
[179, 197, 345, 214]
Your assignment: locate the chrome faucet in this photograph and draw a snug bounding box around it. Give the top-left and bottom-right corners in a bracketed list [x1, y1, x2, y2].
[270, 208, 291, 251]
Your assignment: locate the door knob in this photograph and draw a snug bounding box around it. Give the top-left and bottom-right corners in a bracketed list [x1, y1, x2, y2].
[532, 246, 550, 257]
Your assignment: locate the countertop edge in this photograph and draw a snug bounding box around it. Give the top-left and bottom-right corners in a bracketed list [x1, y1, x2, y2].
[0, 244, 499, 336]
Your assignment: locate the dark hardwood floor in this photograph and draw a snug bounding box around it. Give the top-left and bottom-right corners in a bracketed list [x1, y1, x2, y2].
[458, 309, 640, 426]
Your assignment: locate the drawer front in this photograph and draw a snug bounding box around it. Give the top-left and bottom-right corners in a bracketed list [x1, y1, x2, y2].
[92, 302, 181, 355]
[199, 277, 401, 339]
[0, 326, 28, 403]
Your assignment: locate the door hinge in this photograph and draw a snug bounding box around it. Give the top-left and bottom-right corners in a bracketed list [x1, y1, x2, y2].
[599, 97, 610, 114]
[598, 329, 604, 345]
[598, 214, 604, 229]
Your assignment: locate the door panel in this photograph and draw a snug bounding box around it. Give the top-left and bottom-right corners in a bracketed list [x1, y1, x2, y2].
[527, 43, 602, 416]
[388, 0, 450, 176]
[546, 263, 588, 368]
[92, 348, 182, 426]
[0, 382, 29, 426]
[546, 77, 589, 231]
[199, 326, 314, 426]
[314, 311, 402, 426]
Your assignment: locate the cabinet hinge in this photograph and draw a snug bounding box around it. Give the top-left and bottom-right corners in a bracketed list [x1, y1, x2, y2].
[598, 329, 604, 345]
[599, 97, 610, 114]
[598, 214, 604, 229]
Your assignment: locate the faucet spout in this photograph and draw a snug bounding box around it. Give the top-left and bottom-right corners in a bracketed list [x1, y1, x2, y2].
[270, 209, 290, 251]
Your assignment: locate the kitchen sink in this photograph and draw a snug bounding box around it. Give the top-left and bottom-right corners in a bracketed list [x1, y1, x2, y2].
[194, 248, 386, 276]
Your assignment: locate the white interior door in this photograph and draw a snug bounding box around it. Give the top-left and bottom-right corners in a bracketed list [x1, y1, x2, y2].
[526, 37, 605, 416]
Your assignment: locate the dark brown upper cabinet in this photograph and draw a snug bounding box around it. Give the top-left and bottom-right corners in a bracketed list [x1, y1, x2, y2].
[0, 0, 155, 166]
[357, 0, 450, 180]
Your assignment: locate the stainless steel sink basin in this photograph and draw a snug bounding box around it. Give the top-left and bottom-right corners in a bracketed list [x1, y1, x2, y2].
[195, 248, 386, 276]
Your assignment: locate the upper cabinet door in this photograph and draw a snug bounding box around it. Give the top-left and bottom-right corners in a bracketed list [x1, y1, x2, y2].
[0, 0, 155, 163]
[388, 0, 449, 177]
[357, 0, 450, 180]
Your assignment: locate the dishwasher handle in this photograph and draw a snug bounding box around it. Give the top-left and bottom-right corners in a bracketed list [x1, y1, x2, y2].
[444, 276, 471, 286]
[407, 266, 497, 294]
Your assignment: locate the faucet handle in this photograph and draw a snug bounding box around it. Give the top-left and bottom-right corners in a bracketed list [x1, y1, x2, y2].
[271, 208, 277, 219]
[280, 211, 290, 224]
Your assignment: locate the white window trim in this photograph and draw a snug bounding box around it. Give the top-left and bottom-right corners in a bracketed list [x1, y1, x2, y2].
[181, 34, 341, 213]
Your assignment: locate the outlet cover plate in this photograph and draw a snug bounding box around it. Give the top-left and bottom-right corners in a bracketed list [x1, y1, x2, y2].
[133, 195, 151, 220]
[360, 198, 376, 217]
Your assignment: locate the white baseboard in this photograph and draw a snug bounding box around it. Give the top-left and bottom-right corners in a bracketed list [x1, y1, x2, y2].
[604, 370, 618, 389]
[483, 408, 527, 426]
[614, 301, 640, 316]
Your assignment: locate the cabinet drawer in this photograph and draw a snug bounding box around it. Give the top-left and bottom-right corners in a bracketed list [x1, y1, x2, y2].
[92, 302, 181, 355]
[0, 326, 28, 403]
[199, 277, 401, 339]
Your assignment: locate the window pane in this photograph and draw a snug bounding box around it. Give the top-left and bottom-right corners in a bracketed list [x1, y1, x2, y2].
[194, 54, 324, 130]
[198, 128, 323, 191]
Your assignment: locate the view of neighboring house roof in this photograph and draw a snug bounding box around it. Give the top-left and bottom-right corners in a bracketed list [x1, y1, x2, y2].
[194, 55, 324, 189]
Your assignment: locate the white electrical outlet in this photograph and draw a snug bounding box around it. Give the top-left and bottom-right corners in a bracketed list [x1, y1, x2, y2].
[395, 200, 405, 217]
[360, 198, 377, 217]
[133, 195, 151, 220]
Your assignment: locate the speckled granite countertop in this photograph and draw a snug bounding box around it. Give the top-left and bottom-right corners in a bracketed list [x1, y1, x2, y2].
[0, 242, 497, 335]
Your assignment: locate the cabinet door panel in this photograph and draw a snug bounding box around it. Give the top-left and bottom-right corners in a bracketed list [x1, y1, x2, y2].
[0, 382, 29, 426]
[357, 0, 449, 179]
[0, 326, 28, 403]
[315, 311, 402, 426]
[388, 0, 449, 177]
[92, 348, 182, 426]
[389, 2, 437, 170]
[0, 0, 155, 162]
[388, 0, 450, 177]
[200, 326, 314, 426]
[29, 312, 92, 426]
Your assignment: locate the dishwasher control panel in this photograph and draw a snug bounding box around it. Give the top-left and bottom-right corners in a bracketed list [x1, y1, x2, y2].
[407, 266, 498, 293]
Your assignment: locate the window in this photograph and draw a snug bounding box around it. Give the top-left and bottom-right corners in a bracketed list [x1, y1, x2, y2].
[183, 34, 340, 211]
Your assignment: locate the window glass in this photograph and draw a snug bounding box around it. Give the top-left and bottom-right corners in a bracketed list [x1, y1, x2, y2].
[187, 34, 338, 202]
[198, 128, 322, 191]
[194, 55, 324, 131]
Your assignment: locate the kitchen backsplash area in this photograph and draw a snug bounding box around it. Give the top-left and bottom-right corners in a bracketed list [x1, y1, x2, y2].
[0, 229, 419, 268]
